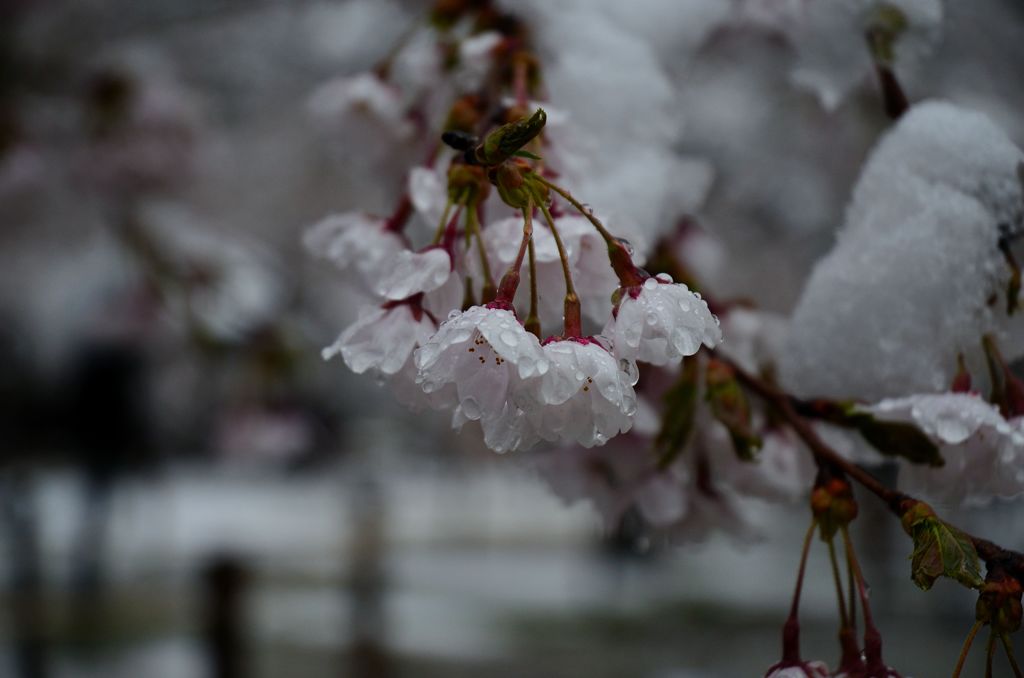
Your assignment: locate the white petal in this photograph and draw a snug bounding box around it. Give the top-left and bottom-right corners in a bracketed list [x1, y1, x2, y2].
[409, 165, 448, 229]
[606, 279, 720, 365]
[327, 304, 431, 376]
[374, 248, 452, 300]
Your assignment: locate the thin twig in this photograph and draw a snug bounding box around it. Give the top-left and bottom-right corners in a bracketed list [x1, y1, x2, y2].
[722, 353, 1024, 579]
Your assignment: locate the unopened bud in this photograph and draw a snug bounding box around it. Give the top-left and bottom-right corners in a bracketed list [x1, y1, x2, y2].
[448, 164, 490, 205]
[491, 162, 531, 209]
[608, 239, 647, 289]
[476, 108, 546, 166]
[977, 572, 1023, 634]
[899, 499, 935, 536]
[812, 475, 858, 540]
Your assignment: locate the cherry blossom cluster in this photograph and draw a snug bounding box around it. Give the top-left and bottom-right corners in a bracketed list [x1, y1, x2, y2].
[305, 0, 1024, 535]
[295, 1, 1024, 674]
[303, 1, 728, 456]
[308, 114, 722, 452]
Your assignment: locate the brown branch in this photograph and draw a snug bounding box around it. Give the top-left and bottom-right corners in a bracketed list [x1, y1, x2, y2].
[720, 354, 1024, 581]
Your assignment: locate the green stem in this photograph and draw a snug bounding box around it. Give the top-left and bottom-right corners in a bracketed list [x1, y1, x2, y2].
[842, 524, 873, 623]
[432, 198, 455, 245]
[952, 621, 984, 678]
[536, 175, 616, 244]
[495, 204, 533, 304]
[466, 204, 495, 301]
[986, 629, 996, 678]
[534, 195, 581, 338]
[1001, 633, 1024, 678]
[781, 519, 817, 664]
[791, 519, 817, 620]
[535, 175, 645, 288]
[525, 237, 541, 338]
[848, 541, 858, 635]
[826, 536, 851, 630]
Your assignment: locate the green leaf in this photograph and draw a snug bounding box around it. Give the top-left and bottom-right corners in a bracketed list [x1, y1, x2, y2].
[654, 359, 699, 469]
[908, 517, 984, 591]
[478, 108, 547, 165]
[846, 412, 943, 467]
[512, 149, 543, 161]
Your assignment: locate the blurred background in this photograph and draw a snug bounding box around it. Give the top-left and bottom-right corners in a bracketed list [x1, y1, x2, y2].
[2, 0, 1024, 676]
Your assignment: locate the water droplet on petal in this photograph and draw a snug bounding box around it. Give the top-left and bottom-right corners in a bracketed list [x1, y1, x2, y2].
[500, 330, 518, 347]
[619, 358, 639, 384]
[656, 273, 673, 283]
[643, 278, 658, 291]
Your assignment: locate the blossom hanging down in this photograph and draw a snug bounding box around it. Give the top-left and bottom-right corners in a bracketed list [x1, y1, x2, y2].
[414, 305, 550, 453]
[322, 300, 436, 377]
[524, 337, 638, 448]
[303, 211, 405, 289]
[861, 391, 1024, 506]
[306, 72, 414, 139]
[373, 247, 453, 301]
[605, 273, 721, 366]
[304, 3, 725, 457]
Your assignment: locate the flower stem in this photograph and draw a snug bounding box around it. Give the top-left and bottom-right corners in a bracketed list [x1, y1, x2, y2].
[986, 629, 996, 678]
[536, 175, 615, 242]
[462, 275, 477, 310]
[495, 204, 533, 305]
[848, 543, 858, 635]
[432, 198, 455, 245]
[535, 197, 581, 337]
[826, 536, 851, 631]
[842, 525, 885, 671]
[952, 621, 984, 678]
[466, 203, 495, 302]
[536, 175, 646, 288]
[525, 237, 541, 337]
[826, 534, 865, 673]
[1001, 633, 1024, 678]
[781, 519, 817, 664]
